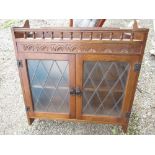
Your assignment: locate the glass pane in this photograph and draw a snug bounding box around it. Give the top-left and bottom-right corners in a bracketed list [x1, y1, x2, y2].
[83, 61, 129, 116]
[27, 60, 69, 113]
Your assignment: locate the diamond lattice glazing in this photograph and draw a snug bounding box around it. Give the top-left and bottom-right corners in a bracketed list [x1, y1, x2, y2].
[27, 60, 69, 113]
[82, 61, 129, 116]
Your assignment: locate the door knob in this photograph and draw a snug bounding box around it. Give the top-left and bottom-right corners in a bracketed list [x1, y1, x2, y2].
[76, 87, 82, 96]
[70, 88, 76, 95]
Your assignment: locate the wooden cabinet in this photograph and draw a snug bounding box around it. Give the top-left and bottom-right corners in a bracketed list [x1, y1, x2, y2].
[12, 21, 148, 133]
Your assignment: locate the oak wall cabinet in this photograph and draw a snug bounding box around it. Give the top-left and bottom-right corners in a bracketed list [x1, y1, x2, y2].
[12, 20, 148, 133]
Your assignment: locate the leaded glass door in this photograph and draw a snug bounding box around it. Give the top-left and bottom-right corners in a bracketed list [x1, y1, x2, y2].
[76, 54, 135, 121]
[20, 53, 76, 119]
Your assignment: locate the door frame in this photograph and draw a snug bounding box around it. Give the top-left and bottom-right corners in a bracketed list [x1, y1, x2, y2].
[18, 52, 76, 120]
[75, 54, 141, 124]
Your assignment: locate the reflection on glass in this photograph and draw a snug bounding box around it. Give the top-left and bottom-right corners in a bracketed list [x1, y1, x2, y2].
[27, 60, 69, 113]
[83, 61, 129, 116]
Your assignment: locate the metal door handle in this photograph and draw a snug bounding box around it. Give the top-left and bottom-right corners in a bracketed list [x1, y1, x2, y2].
[76, 87, 82, 96]
[70, 88, 76, 95]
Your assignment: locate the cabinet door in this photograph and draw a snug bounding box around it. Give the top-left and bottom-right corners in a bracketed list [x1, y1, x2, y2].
[19, 53, 76, 119]
[76, 54, 140, 123]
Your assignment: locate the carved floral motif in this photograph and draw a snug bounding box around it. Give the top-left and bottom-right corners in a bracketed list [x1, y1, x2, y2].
[22, 43, 98, 53]
[17, 42, 140, 54]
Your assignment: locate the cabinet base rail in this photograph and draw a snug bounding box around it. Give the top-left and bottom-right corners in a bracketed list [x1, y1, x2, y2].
[27, 112, 129, 133]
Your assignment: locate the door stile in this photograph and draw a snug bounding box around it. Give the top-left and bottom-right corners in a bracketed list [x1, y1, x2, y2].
[68, 55, 76, 118]
[120, 58, 141, 118]
[75, 55, 83, 119]
[18, 55, 34, 113]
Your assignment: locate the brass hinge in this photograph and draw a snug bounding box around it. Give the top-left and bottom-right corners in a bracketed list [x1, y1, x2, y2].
[25, 106, 30, 112]
[17, 60, 23, 68]
[134, 64, 141, 72]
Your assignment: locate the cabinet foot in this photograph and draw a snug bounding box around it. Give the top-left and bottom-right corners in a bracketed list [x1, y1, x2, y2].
[122, 124, 128, 133]
[27, 118, 34, 125]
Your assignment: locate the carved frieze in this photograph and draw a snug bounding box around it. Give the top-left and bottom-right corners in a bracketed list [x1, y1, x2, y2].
[16, 42, 142, 54]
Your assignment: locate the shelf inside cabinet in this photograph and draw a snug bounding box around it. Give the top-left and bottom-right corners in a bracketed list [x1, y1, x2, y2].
[31, 85, 69, 90]
[83, 87, 123, 93]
